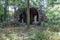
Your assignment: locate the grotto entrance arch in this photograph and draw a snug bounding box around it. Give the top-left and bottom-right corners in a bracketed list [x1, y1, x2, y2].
[14, 7, 47, 25]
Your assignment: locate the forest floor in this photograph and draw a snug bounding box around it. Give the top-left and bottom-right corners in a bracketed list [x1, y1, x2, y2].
[0, 26, 46, 40]
[0, 26, 60, 40]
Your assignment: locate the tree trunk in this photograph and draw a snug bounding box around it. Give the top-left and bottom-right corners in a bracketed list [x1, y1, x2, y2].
[26, 0, 30, 28]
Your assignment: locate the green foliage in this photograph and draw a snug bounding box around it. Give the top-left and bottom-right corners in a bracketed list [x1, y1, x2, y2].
[30, 0, 40, 7]
[26, 29, 60, 40]
[49, 25, 60, 32]
[43, 5, 60, 28]
[0, 5, 4, 22]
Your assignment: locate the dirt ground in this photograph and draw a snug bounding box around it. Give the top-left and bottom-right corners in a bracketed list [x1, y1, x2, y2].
[0, 26, 46, 40]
